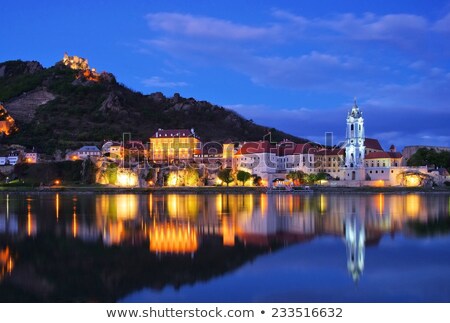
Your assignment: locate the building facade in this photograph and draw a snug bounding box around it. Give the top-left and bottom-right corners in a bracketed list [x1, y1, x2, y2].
[149, 128, 201, 163]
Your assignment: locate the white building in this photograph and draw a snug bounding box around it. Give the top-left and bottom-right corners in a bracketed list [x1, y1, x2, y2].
[66, 146, 101, 160]
[235, 141, 277, 182]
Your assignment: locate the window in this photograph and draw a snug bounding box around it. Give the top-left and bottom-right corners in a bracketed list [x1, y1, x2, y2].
[351, 124, 354, 131]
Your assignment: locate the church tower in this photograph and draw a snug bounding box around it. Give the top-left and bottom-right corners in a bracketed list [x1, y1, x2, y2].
[345, 99, 365, 168]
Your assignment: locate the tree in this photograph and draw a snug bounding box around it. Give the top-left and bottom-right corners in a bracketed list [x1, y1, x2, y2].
[316, 172, 328, 181]
[408, 148, 450, 171]
[304, 173, 317, 184]
[252, 174, 262, 186]
[184, 167, 199, 186]
[218, 168, 234, 186]
[286, 170, 306, 185]
[236, 170, 252, 186]
[105, 163, 118, 184]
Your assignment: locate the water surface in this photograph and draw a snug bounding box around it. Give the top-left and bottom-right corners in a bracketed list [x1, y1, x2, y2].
[0, 192, 449, 302]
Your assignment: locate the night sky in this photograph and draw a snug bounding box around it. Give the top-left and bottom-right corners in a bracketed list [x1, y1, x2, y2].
[1, 0, 449, 149]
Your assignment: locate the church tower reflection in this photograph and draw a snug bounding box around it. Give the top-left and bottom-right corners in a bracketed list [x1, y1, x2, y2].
[345, 214, 365, 282]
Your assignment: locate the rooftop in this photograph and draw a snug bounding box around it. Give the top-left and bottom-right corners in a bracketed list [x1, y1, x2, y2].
[151, 128, 199, 139]
[365, 151, 402, 159]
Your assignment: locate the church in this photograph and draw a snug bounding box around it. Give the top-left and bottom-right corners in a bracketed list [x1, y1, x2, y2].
[340, 100, 427, 186]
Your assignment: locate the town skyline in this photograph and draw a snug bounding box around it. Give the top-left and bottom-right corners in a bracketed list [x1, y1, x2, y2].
[1, 0, 449, 150]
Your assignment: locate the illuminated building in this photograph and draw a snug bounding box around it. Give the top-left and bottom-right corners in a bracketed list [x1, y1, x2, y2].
[101, 141, 123, 159]
[62, 52, 101, 82]
[194, 141, 223, 165]
[222, 139, 236, 169]
[315, 148, 345, 176]
[24, 151, 38, 163]
[66, 146, 101, 160]
[124, 140, 148, 162]
[343, 99, 366, 181]
[277, 140, 316, 174]
[149, 128, 201, 163]
[234, 141, 277, 183]
[0, 104, 17, 135]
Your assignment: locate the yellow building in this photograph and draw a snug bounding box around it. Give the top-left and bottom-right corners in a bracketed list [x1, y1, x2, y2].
[149, 128, 201, 163]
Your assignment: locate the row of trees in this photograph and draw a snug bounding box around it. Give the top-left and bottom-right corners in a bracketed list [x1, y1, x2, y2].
[286, 170, 327, 185]
[217, 169, 261, 186]
[407, 148, 450, 171]
[216, 168, 328, 186]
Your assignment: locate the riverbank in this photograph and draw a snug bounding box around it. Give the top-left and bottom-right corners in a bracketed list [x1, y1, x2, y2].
[0, 185, 449, 194]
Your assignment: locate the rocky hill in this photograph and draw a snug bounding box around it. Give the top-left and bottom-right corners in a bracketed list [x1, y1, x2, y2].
[0, 54, 307, 153]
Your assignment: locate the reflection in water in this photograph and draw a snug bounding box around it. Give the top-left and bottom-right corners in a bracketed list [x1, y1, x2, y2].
[55, 193, 60, 221]
[149, 223, 198, 254]
[0, 246, 14, 281]
[0, 192, 449, 301]
[345, 215, 365, 282]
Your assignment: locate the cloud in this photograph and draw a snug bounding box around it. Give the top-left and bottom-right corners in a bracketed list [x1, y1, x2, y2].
[320, 13, 428, 42]
[434, 13, 450, 32]
[140, 10, 450, 148]
[142, 76, 187, 88]
[225, 101, 450, 149]
[146, 12, 282, 41]
[246, 51, 360, 89]
[142, 10, 448, 93]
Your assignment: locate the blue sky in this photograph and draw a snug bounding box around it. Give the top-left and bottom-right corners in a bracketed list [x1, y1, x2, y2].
[1, 0, 449, 149]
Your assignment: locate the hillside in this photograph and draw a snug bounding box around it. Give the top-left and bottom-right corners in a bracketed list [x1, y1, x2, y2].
[0, 55, 307, 154]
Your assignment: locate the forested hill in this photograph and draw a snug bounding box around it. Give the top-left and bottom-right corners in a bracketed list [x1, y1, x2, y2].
[0, 56, 307, 153]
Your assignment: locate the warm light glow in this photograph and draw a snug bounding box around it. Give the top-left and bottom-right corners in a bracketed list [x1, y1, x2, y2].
[222, 216, 235, 246]
[374, 180, 385, 187]
[0, 247, 14, 279]
[167, 195, 199, 219]
[406, 194, 420, 218]
[54, 179, 61, 185]
[26, 198, 36, 236]
[378, 193, 384, 216]
[71, 155, 78, 161]
[149, 223, 198, 254]
[167, 172, 178, 186]
[404, 174, 421, 187]
[55, 193, 60, 220]
[260, 194, 268, 216]
[320, 194, 327, 214]
[116, 195, 138, 220]
[116, 169, 138, 187]
[73, 213, 78, 238]
[105, 222, 124, 245]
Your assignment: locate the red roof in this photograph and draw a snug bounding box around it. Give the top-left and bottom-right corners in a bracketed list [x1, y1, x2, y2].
[235, 141, 275, 155]
[365, 151, 402, 159]
[151, 128, 198, 138]
[365, 138, 383, 151]
[277, 141, 313, 156]
[315, 148, 345, 156]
